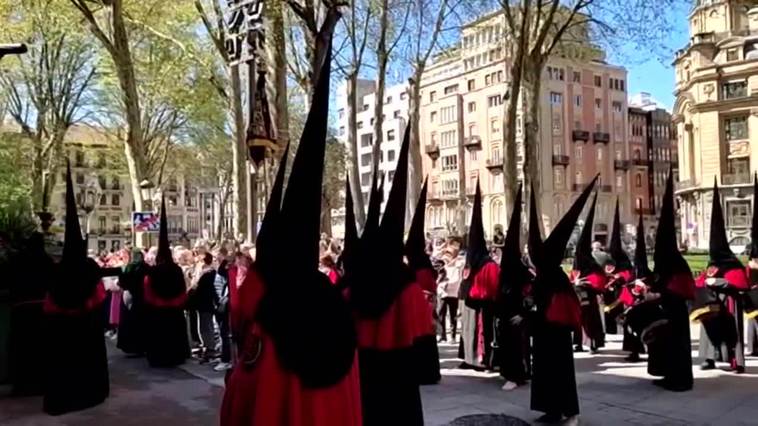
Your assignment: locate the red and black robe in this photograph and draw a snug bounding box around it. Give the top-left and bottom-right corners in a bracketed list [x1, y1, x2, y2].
[570, 269, 607, 348]
[458, 261, 500, 369]
[142, 264, 190, 368]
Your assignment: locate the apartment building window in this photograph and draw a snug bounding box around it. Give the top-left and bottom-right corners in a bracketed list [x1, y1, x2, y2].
[575, 145, 583, 159]
[573, 71, 581, 83]
[361, 133, 373, 147]
[594, 75, 602, 87]
[440, 130, 456, 148]
[488, 95, 502, 108]
[430, 111, 437, 122]
[616, 173, 623, 188]
[441, 106, 456, 123]
[726, 48, 739, 62]
[550, 92, 563, 104]
[619, 80, 625, 91]
[596, 147, 603, 160]
[552, 118, 562, 135]
[386, 95, 392, 104]
[361, 153, 371, 167]
[547, 66, 565, 81]
[442, 179, 458, 196]
[99, 194, 107, 206]
[431, 132, 438, 145]
[75, 151, 85, 167]
[468, 102, 476, 112]
[444, 84, 458, 95]
[76, 173, 84, 184]
[485, 74, 492, 86]
[728, 200, 750, 228]
[635, 173, 642, 187]
[491, 145, 502, 161]
[393, 110, 401, 118]
[491, 119, 500, 134]
[98, 217, 106, 233]
[430, 91, 437, 102]
[388, 150, 396, 162]
[497, 70, 504, 82]
[96, 153, 106, 168]
[725, 116, 748, 140]
[357, 121, 363, 129]
[575, 171, 583, 184]
[574, 120, 581, 130]
[387, 130, 395, 141]
[553, 144, 562, 155]
[338, 108, 344, 118]
[441, 154, 458, 171]
[469, 123, 477, 136]
[612, 101, 622, 112]
[516, 117, 523, 135]
[553, 168, 564, 188]
[594, 98, 602, 110]
[574, 95, 582, 107]
[468, 79, 476, 91]
[721, 80, 747, 100]
[470, 149, 478, 161]
[361, 173, 370, 186]
[112, 194, 120, 206]
[112, 216, 120, 233]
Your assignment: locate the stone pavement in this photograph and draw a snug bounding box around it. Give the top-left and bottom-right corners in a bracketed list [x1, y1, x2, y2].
[4, 328, 758, 425]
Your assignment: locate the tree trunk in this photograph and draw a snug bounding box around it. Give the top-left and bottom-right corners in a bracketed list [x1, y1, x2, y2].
[230, 65, 247, 238]
[407, 75, 423, 225]
[346, 73, 367, 228]
[370, 0, 390, 168]
[268, 0, 289, 149]
[523, 57, 545, 233]
[321, 191, 333, 237]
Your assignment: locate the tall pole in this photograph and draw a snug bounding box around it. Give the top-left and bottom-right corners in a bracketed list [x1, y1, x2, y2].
[247, 57, 258, 243]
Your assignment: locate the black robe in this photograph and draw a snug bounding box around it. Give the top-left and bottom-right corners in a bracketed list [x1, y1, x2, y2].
[647, 293, 693, 391]
[496, 279, 531, 384]
[43, 260, 110, 416]
[143, 265, 190, 368]
[9, 244, 53, 396]
[116, 262, 148, 355]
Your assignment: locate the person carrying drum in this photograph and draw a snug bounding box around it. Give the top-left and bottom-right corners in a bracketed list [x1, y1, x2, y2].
[570, 191, 607, 354]
[693, 179, 748, 374]
[603, 199, 635, 337]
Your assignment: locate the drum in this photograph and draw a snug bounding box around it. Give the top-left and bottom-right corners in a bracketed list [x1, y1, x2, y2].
[689, 287, 721, 322]
[624, 300, 669, 345]
[603, 281, 624, 320]
[575, 284, 593, 308]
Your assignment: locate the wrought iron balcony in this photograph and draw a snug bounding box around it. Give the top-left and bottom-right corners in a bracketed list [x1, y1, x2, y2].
[552, 154, 570, 166]
[614, 160, 630, 170]
[425, 144, 440, 160]
[592, 132, 610, 144]
[486, 158, 504, 172]
[631, 158, 649, 167]
[463, 135, 482, 151]
[572, 130, 590, 142]
[722, 172, 751, 185]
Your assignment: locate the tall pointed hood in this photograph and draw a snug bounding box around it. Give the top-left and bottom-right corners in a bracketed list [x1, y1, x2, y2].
[377, 123, 411, 265]
[609, 198, 632, 271]
[653, 168, 692, 286]
[500, 184, 531, 294]
[256, 142, 289, 273]
[341, 177, 359, 273]
[634, 213, 652, 280]
[362, 162, 383, 241]
[155, 195, 172, 265]
[751, 174, 758, 259]
[709, 177, 742, 270]
[465, 179, 490, 276]
[527, 184, 544, 269]
[573, 191, 600, 275]
[62, 161, 85, 262]
[405, 176, 430, 271]
[256, 39, 357, 388]
[544, 174, 599, 267]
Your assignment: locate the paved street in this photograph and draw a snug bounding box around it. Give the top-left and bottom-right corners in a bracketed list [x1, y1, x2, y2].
[3, 329, 758, 425]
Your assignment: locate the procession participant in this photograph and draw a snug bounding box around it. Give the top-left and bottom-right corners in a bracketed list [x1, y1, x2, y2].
[116, 249, 149, 356]
[346, 124, 430, 426]
[437, 238, 464, 342]
[497, 184, 532, 391]
[337, 177, 359, 278]
[647, 168, 695, 392]
[8, 232, 53, 396]
[458, 180, 501, 371]
[695, 179, 748, 373]
[405, 177, 441, 385]
[42, 163, 114, 415]
[142, 196, 190, 368]
[746, 175, 758, 356]
[530, 176, 597, 424]
[603, 199, 634, 335]
[619, 214, 650, 362]
[571, 191, 607, 353]
[221, 41, 362, 426]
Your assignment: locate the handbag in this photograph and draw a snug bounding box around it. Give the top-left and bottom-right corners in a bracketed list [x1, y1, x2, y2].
[546, 289, 581, 329]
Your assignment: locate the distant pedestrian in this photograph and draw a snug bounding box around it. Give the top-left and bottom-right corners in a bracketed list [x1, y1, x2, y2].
[192, 253, 218, 362]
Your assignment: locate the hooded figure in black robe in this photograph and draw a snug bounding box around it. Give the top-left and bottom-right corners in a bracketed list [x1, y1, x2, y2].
[337, 177, 359, 278]
[696, 178, 747, 373]
[344, 124, 428, 426]
[8, 232, 53, 396]
[496, 184, 533, 388]
[571, 191, 606, 352]
[405, 177, 441, 385]
[621, 213, 650, 360]
[116, 249, 148, 355]
[604, 199, 633, 335]
[458, 180, 500, 370]
[42, 162, 113, 415]
[530, 176, 597, 423]
[142, 197, 190, 368]
[647, 168, 695, 392]
[745, 174, 758, 355]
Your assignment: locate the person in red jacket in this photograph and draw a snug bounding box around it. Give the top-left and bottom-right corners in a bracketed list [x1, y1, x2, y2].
[404, 177, 441, 385]
[603, 199, 634, 336]
[220, 41, 361, 426]
[571, 191, 607, 353]
[458, 180, 501, 371]
[695, 179, 748, 373]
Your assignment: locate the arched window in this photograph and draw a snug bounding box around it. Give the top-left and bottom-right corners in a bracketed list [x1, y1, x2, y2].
[491, 199, 504, 227]
[576, 171, 583, 184]
[636, 173, 642, 187]
[633, 149, 641, 160]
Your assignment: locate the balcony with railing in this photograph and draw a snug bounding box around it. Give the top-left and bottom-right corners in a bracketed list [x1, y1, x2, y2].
[425, 144, 440, 160]
[631, 158, 649, 167]
[463, 135, 481, 151]
[572, 130, 590, 142]
[592, 132, 610, 144]
[634, 207, 653, 215]
[552, 154, 570, 166]
[599, 185, 613, 193]
[614, 160, 630, 170]
[675, 179, 694, 191]
[572, 183, 593, 191]
[486, 158, 504, 172]
[722, 172, 751, 185]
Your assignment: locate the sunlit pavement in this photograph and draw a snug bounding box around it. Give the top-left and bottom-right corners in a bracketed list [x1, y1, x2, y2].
[4, 326, 758, 425]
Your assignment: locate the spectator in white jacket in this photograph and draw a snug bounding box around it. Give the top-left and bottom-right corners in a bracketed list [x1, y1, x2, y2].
[437, 238, 464, 342]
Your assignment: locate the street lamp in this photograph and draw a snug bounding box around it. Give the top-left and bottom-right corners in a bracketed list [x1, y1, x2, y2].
[0, 43, 27, 59]
[139, 179, 155, 211]
[78, 173, 101, 246]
